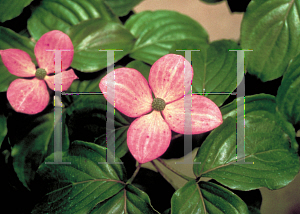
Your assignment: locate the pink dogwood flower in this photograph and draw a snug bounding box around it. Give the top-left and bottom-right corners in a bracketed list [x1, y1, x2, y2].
[0, 30, 78, 114]
[99, 54, 223, 164]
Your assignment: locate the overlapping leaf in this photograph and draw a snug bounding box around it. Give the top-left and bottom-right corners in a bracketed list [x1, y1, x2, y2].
[8, 112, 69, 190]
[32, 141, 127, 213]
[172, 39, 240, 107]
[171, 180, 249, 214]
[104, 0, 143, 17]
[27, 0, 119, 41]
[193, 94, 300, 191]
[276, 53, 300, 125]
[95, 126, 129, 158]
[0, 26, 36, 92]
[89, 184, 159, 214]
[0, 0, 33, 22]
[68, 18, 135, 72]
[65, 77, 131, 156]
[125, 10, 208, 64]
[240, 0, 300, 82]
[126, 60, 151, 83]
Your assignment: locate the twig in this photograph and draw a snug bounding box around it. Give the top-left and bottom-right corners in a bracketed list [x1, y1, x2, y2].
[126, 163, 141, 184]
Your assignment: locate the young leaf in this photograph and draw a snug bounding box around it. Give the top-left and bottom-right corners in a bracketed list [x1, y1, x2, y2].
[240, 0, 300, 82]
[194, 95, 300, 191]
[171, 180, 249, 214]
[32, 141, 126, 213]
[125, 10, 208, 64]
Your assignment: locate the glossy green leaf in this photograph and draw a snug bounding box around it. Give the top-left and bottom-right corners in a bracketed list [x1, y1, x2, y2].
[0, 26, 36, 92]
[104, 0, 143, 17]
[68, 18, 135, 72]
[194, 94, 300, 191]
[240, 0, 300, 82]
[173, 40, 240, 107]
[221, 93, 298, 151]
[276, 53, 300, 125]
[125, 10, 208, 64]
[171, 180, 249, 214]
[32, 141, 126, 214]
[8, 112, 69, 190]
[89, 184, 159, 214]
[0, 0, 33, 22]
[0, 114, 7, 148]
[95, 126, 129, 158]
[126, 60, 151, 82]
[27, 0, 119, 41]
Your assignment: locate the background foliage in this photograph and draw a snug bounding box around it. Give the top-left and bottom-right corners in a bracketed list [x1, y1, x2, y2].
[0, 0, 299, 213]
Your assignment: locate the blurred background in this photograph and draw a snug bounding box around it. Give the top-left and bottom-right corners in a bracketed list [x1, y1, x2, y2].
[134, 1, 300, 214]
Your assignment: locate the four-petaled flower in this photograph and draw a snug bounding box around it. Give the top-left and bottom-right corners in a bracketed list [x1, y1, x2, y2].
[0, 30, 78, 114]
[99, 54, 223, 163]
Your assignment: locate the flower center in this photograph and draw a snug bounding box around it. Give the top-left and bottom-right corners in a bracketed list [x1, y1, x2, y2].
[35, 68, 47, 80]
[152, 98, 166, 111]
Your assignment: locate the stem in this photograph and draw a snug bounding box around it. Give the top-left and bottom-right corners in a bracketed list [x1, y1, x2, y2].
[171, 133, 183, 141]
[126, 163, 141, 184]
[151, 161, 179, 190]
[157, 158, 194, 181]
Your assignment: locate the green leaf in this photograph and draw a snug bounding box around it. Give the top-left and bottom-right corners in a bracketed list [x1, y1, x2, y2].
[27, 0, 119, 41]
[171, 180, 249, 214]
[104, 0, 143, 17]
[209, 180, 262, 214]
[32, 141, 126, 214]
[276, 53, 300, 125]
[126, 60, 151, 81]
[8, 112, 69, 190]
[221, 93, 298, 151]
[65, 77, 131, 150]
[95, 126, 129, 158]
[0, 0, 33, 22]
[0, 114, 7, 148]
[173, 40, 240, 107]
[194, 94, 300, 191]
[240, 0, 300, 82]
[125, 10, 208, 64]
[0, 26, 36, 92]
[199, 0, 224, 4]
[90, 184, 159, 214]
[68, 18, 135, 72]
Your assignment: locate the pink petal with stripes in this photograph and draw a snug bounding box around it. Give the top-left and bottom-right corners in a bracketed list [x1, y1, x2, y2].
[162, 95, 223, 134]
[7, 78, 49, 114]
[99, 68, 153, 118]
[149, 54, 193, 103]
[44, 69, 78, 91]
[0, 49, 35, 77]
[127, 111, 172, 163]
[34, 30, 74, 74]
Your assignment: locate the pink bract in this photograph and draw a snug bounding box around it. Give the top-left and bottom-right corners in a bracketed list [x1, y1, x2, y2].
[0, 30, 78, 115]
[99, 54, 223, 164]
